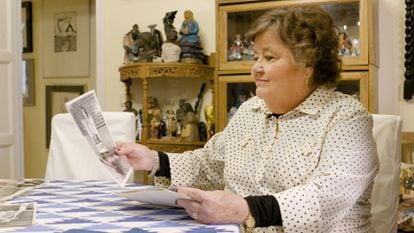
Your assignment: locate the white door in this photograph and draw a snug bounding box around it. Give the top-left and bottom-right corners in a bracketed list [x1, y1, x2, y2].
[0, 0, 24, 179]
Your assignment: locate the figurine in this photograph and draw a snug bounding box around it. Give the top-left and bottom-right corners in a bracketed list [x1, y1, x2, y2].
[163, 10, 179, 43]
[161, 11, 181, 62]
[178, 10, 206, 64]
[176, 98, 195, 125]
[338, 32, 353, 56]
[150, 117, 161, 139]
[122, 24, 163, 63]
[180, 111, 199, 142]
[165, 110, 178, 137]
[147, 96, 162, 139]
[204, 105, 215, 139]
[228, 34, 245, 60]
[123, 24, 140, 63]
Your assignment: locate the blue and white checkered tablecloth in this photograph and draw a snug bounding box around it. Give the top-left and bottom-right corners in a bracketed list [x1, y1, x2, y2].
[1, 180, 240, 233]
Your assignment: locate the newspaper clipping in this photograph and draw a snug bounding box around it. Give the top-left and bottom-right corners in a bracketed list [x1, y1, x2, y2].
[0, 203, 36, 227]
[65, 90, 133, 186]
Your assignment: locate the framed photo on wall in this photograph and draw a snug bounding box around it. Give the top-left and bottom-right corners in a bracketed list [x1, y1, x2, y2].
[46, 85, 85, 147]
[42, 0, 90, 77]
[22, 1, 33, 53]
[22, 59, 35, 106]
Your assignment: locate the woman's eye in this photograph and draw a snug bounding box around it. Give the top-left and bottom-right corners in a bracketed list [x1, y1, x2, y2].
[264, 56, 274, 61]
[253, 56, 259, 61]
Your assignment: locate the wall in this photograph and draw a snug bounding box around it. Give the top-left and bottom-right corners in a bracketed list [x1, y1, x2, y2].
[22, 0, 414, 178]
[101, 0, 216, 118]
[378, 0, 414, 131]
[23, 0, 96, 178]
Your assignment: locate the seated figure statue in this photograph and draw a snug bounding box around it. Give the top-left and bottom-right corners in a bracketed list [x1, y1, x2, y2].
[178, 10, 206, 64]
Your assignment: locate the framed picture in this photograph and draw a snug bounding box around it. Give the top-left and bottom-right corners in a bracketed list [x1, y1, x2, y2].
[46, 85, 85, 147]
[22, 59, 35, 106]
[218, 75, 256, 131]
[42, 0, 90, 77]
[22, 1, 33, 53]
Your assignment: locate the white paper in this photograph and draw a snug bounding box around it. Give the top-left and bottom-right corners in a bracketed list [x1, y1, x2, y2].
[118, 186, 191, 207]
[65, 90, 133, 186]
[0, 203, 36, 227]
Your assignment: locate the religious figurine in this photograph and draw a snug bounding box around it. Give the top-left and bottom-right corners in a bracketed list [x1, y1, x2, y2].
[148, 96, 162, 139]
[122, 23, 163, 63]
[338, 32, 353, 56]
[180, 111, 199, 142]
[165, 110, 178, 137]
[178, 10, 206, 64]
[161, 11, 181, 62]
[150, 117, 161, 139]
[176, 98, 195, 125]
[204, 105, 215, 139]
[163, 10, 179, 43]
[123, 24, 140, 63]
[228, 34, 245, 60]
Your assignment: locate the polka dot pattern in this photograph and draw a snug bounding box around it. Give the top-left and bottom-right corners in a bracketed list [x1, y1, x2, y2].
[163, 86, 378, 233]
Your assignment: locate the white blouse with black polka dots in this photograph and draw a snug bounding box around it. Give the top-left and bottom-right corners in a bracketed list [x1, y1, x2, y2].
[161, 86, 379, 233]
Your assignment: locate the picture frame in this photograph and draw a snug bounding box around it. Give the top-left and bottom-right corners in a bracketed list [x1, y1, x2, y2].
[42, 0, 90, 77]
[218, 75, 255, 131]
[22, 59, 35, 106]
[22, 1, 33, 53]
[46, 85, 85, 147]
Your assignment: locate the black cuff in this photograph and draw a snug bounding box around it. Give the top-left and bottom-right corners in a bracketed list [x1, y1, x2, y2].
[244, 195, 282, 227]
[154, 151, 171, 178]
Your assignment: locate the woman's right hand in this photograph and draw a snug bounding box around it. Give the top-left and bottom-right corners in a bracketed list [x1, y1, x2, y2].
[115, 142, 157, 171]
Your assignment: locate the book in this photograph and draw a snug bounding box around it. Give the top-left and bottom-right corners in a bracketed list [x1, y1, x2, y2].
[65, 90, 133, 186]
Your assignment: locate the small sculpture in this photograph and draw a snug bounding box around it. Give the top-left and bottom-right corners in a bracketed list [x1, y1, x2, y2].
[228, 34, 245, 60]
[123, 24, 140, 63]
[178, 10, 206, 64]
[148, 96, 162, 139]
[162, 10, 181, 62]
[338, 32, 353, 56]
[163, 11, 179, 43]
[122, 24, 163, 63]
[204, 105, 215, 139]
[180, 111, 199, 142]
[165, 110, 178, 137]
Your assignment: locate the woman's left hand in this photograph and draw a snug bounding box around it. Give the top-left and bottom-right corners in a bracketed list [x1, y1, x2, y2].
[176, 187, 249, 224]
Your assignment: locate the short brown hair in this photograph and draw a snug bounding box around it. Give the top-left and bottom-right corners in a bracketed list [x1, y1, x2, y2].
[245, 6, 341, 86]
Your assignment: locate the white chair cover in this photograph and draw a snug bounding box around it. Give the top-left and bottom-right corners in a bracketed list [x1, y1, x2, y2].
[45, 112, 136, 182]
[371, 114, 402, 233]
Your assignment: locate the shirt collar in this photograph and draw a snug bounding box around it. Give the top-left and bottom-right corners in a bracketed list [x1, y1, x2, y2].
[250, 86, 334, 117]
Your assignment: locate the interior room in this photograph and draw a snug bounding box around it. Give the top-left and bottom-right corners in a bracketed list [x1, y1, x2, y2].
[1, 0, 414, 232]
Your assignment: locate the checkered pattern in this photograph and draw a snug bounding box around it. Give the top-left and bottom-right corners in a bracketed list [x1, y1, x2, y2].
[1, 180, 240, 233]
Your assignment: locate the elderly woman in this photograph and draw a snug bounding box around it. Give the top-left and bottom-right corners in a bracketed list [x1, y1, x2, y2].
[116, 6, 378, 233]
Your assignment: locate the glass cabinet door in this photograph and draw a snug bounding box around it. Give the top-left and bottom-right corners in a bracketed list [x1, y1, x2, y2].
[218, 0, 369, 72]
[217, 75, 255, 131]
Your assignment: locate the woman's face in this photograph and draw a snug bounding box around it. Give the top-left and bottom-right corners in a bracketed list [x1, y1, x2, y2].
[251, 29, 314, 113]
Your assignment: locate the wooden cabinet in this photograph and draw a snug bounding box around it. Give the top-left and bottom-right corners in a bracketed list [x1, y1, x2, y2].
[119, 62, 215, 153]
[215, 0, 378, 130]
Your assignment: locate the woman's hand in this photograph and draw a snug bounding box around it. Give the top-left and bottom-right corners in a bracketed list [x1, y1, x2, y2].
[176, 187, 249, 224]
[115, 142, 157, 171]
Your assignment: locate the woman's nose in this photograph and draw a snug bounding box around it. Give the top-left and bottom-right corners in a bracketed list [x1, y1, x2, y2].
[251, 60, 263, 75]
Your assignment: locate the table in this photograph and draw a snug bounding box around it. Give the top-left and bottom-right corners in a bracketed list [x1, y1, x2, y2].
[1, 180, 240, 233]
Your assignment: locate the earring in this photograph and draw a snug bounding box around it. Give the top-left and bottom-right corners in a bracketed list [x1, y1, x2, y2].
[305, 75, 312, 86]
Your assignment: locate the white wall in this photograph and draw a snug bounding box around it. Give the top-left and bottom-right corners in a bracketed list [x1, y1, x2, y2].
[100, 0, 414, 131]
[101, 0, 215, 121]
[378, 0, 414, 131]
